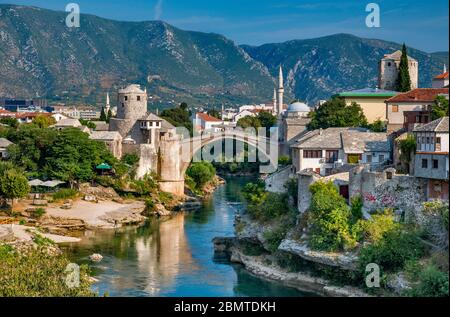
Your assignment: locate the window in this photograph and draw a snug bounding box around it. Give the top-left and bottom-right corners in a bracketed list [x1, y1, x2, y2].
[387, 62, 392, 67]
[325, 150, 339, 163]
[426, 137, 430, 144]
[436, 137, 441, 144]
[386, 171, 393, 180]
[433, 160, 439, 169]
[303, 150, 322, 158]
[137, 96, 141, 101]
[392, 105, 399, 112]
[124, 96, 128, 101]
[121, 103, 125, 108]
[379, 154, 385, 162]
[366, 154, 372, 163]
[422, 159, 428, 168]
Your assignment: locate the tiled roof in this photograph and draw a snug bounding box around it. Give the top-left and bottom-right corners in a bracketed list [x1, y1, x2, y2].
[90, 131, 122, 141]
[386, 88, 449, 103]
[341, 131, 391, 153]
[291, 127, 390, 153]
[383, 50, 417, 62]
[413, 117, 449, 133]
[0, 138, 13, 148]
[434, 72, 449, 80]
[197, 112, 221, 122]
[54, 118, 81, 127]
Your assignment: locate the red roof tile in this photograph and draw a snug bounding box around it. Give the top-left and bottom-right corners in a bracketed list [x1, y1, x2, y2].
[197, 112, 221, 122]
[434, 72, 449, 80]
[386, 88, 449, 103]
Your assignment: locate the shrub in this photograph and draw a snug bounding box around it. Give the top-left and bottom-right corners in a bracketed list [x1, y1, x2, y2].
[309, 207, 357, 251]
[406, 264, 449, 297]
[131, 173, 158, 196]
[358, 228, 426, 273]
[158, 192, 173, 207]
[32, 208, 46, 219]
[52, 188, 78, 201]
[264, 227, 288, 253]
[121, 153, 139, 166]
[308, 181, 356, 251]
[354, 209, 399, 244]
[278, 155, 292, 166]
[0, 244, 94, 296]
[186, 162, 216, 190]
[350, 195, 364, 224]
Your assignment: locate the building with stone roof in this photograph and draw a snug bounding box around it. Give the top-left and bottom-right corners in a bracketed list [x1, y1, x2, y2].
[290, 127, 391, 176]
[432, 65, 449, 88]
[0, 138, 13, 159]
[378, 50, 419, 91]
[90, 131, 123, 159]
[412, 117, 449, 200]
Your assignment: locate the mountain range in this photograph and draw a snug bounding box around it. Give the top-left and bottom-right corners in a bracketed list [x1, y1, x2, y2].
[0, 4, 448, 108]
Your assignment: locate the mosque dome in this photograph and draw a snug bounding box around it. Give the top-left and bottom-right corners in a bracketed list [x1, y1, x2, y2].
[287, 101, 310, 113]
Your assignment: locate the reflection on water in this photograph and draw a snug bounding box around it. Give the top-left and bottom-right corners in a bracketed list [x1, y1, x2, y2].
[65, 177, 309, 297]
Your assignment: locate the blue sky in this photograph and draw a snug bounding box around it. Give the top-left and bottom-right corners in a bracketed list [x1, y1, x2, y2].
[0, 0, 448, 52]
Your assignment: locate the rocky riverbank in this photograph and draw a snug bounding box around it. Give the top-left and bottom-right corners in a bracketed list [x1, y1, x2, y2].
[212, 237, 369, 297]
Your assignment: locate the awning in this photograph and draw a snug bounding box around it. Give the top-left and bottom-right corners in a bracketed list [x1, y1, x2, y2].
[96, 163, 112, 170]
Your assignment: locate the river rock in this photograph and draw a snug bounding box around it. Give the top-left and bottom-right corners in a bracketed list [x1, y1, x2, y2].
[89, 253, 103, 263]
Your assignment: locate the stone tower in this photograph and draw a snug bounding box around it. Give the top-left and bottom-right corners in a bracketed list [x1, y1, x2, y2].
[277, 65, 284, 115]
[109, 84, 148, 139]
[378, 50, 418, 91]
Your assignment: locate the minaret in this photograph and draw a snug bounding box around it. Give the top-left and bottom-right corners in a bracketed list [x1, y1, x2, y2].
[105, 92, 110, 114]
[277, 65, 284, 115]
[273, 88, 277, 114]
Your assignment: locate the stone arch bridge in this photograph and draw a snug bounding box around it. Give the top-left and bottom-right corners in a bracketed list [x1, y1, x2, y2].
[157, 130, 279, 195]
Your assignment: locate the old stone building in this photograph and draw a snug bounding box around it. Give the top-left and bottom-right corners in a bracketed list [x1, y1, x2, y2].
[279, 101, 311, 155]
[378, 50, 419, 91]
[109, 84, 179, 181]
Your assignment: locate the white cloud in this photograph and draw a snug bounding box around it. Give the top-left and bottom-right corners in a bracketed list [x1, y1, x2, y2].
[154, 0, 163, 20]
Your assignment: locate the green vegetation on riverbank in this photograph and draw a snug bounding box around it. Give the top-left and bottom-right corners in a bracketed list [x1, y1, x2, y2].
[0, 243, 94, 297]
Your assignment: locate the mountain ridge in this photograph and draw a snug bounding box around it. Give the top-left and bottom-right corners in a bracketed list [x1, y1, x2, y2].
[0, 4, 448, 107]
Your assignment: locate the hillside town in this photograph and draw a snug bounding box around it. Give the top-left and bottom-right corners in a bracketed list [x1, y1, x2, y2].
[1, 39, 448, 298]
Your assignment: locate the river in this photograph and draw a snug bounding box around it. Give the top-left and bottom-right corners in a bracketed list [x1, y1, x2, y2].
[65, 177, 310, 297]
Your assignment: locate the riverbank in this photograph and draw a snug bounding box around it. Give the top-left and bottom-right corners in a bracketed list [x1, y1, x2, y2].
[212, 237, 369, 297]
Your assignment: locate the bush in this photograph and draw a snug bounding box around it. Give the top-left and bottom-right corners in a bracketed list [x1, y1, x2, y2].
[350, 195, 364, 224]
[32, 208, 46, 219]
[358, 228, 425, 274]
[52, 188, 78, 201]
[186, 162, 216, 190]
[278, 155, 292, 166]
[0, 244, 94, 296]
[354, 209, 399, 244]
[264, 227, 288, 253]
[121, 153, 139, 166]
[406, 264, 449, 297]
[308, 181, 356, 251]
[131, 173, 158, 196]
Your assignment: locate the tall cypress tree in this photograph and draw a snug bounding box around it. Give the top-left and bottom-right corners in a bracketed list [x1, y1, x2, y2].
[100, 107, 107, 121]
[396, 43, 412, 92]
[107, 109, 113, 123]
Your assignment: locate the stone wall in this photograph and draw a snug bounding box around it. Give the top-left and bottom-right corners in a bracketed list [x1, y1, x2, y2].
[265, 165, 294, 193]
[349, 165, 427, 220]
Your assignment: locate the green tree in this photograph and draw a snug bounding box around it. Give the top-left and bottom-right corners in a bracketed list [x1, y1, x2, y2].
[0, 117, 19, 129]
[160, 103, 193, 134]
[107, 109, 113, 122]
[396, 43, 412, 92]
[307, 98, 368, 130]
[257, 111, 277, 128]
[367, 119, 387, 132]
[237, 116, 261, 129]
[33, 114, 56, 129]
[79, 119, 96, 129]
[99, 107, 107, 121]
[208, 108, 221, 119]
[0, 168, 30, 210]
[432, 95, 449, 120]
[45, 128, 115, 188]
[186, 161, 216, 190]
[308, 181, 356, 251]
